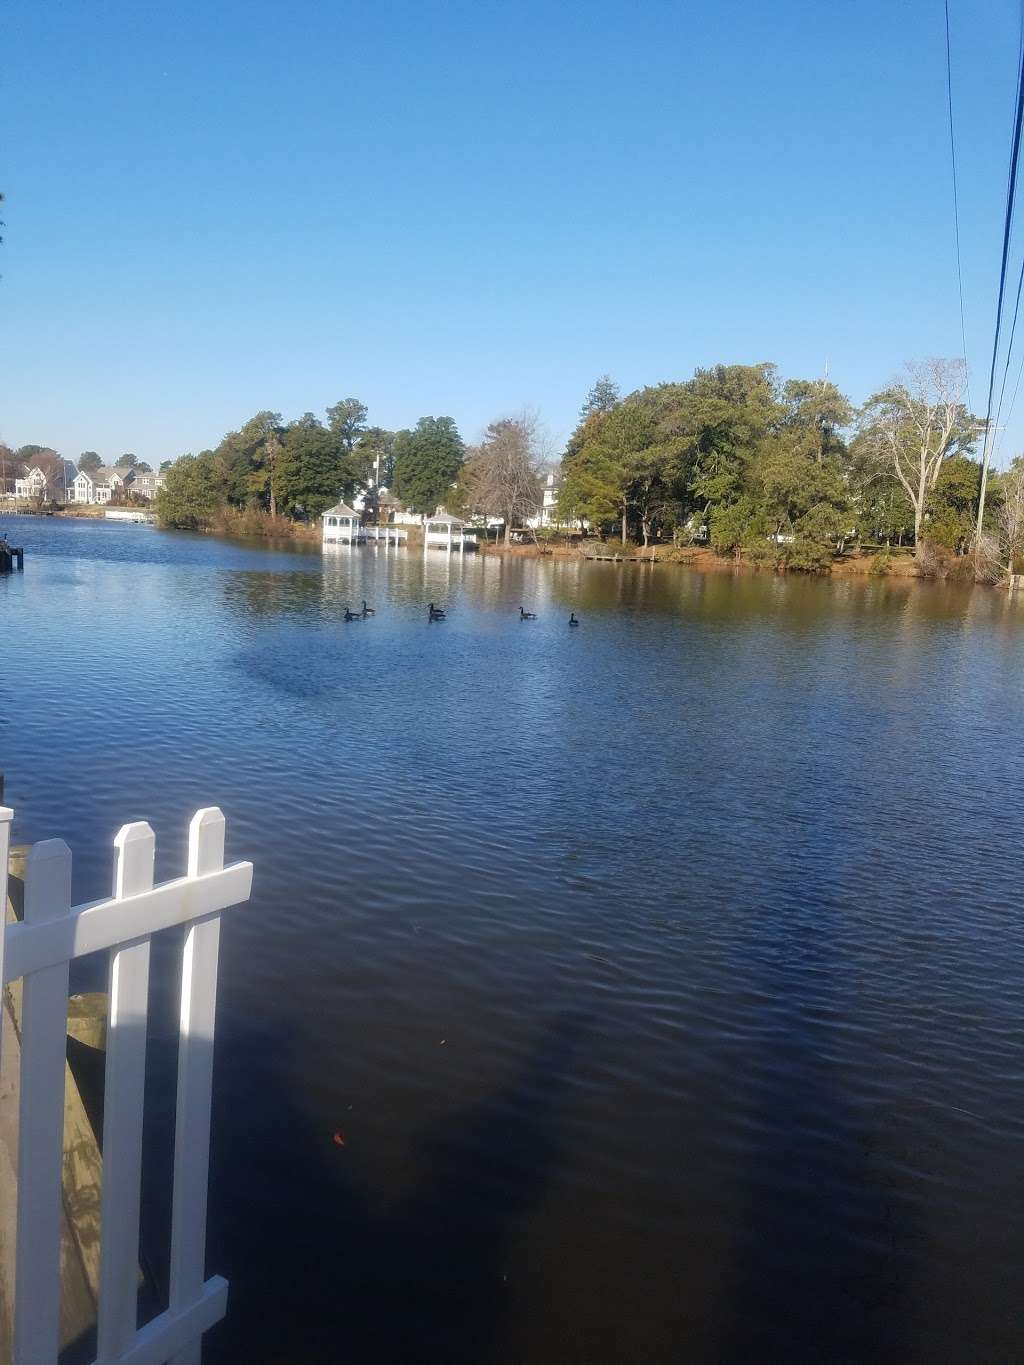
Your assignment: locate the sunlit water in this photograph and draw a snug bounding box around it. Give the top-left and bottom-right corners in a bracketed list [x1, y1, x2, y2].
[2, 515, 1024, 1363]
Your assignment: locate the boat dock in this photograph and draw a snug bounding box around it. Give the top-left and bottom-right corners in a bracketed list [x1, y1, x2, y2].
[0, 546, 24, 574]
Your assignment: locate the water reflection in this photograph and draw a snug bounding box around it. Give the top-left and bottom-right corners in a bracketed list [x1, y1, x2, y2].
[5, 518, 1024, 1364]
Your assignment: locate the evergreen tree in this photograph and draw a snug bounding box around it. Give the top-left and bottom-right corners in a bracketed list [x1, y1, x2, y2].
[392, 417, 464, 513]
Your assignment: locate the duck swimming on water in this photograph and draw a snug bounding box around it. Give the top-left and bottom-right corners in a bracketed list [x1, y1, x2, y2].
[520, 606, 537, 620]
[428, 602, 446, 621]
[569, 612, 579, 626]
[362, 600, 375, 616]
[343, 607, 362, 622]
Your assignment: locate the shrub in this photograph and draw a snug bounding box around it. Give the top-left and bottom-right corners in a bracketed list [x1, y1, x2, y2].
[868, 550, 893, 577]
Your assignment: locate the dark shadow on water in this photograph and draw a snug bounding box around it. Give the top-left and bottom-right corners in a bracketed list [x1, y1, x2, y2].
[711, 958, 921, 1364]
[203, 1009, 588, 1365]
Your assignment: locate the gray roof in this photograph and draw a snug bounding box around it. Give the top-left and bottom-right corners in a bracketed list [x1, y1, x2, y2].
[425, 512, 464, 526]
[322, 502, 360, 518]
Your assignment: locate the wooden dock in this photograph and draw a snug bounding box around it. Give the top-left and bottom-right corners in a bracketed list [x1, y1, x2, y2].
[0, 547, 23, 575]
[1, 845, 103, 1363]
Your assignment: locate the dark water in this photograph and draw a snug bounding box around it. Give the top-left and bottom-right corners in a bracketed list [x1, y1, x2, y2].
[3, 515, 1024, 1364]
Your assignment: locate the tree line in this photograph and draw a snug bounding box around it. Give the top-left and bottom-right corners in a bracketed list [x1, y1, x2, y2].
[555, 359, 1005, 571]
[155, 403, 469, 531]
[71, 357, 1024, 578]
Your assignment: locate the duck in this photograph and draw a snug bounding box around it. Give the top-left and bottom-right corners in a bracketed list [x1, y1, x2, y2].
[428, 602, 447, 621]
[519, 606, 537, 620]
[569, 612, 579, 626]
[361, 600, 375, 616]
[343, 607, 362, 622]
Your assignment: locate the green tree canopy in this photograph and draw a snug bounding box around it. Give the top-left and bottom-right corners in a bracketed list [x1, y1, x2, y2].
[392, 416, 464, 513]
[275, 416, 350, 518]
[78, 451, 103, 473]
[155, 454, 223, 529]
[580, 375, 620, 420]
[923, 455, 981, 552]
[353, 427, 396, 487]
[325, 398, 368, 452]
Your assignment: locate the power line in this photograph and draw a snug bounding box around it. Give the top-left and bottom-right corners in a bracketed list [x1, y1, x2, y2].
[945, 0, 972, 416]
[976, 9, 1024, 540]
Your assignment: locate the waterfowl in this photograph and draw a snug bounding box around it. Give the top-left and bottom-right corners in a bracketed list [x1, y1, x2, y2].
[343, 608, 362, 622]
[520, 606, 537, 620]
[569, 612, 579, 626]
[362, 600, 375, 616]
[428, 602, 447, 621]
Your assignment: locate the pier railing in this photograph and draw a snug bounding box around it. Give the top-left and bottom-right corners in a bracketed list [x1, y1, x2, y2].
[0, 806, 253, 1365]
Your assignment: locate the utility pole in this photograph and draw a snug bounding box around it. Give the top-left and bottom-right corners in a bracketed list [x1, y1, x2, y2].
[975, 421, 1006, 543]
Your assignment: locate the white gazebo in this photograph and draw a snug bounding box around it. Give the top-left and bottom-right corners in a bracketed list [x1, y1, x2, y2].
[424, 512, 471, 553]
[322, 502, 365, 544]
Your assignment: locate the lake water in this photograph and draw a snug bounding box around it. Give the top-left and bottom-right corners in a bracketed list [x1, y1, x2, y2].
[2, 515, 1024, 1363]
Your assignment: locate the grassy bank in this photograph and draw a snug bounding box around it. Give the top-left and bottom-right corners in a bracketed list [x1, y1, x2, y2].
[480, 538, 955, 580]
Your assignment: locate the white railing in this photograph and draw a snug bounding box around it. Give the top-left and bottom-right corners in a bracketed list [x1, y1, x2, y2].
[0, 805, 253, 1365]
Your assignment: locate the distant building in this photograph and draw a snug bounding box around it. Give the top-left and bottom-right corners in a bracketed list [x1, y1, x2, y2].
[321, 502, 365, 543]
[15, 460, 76, 502]
[526, 471, 576, 530]
[68, 466, 157, 505]
[131, 471, 165, 500]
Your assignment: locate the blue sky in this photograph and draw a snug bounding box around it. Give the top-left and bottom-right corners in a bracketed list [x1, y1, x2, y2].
[3, 0, 1022, 465]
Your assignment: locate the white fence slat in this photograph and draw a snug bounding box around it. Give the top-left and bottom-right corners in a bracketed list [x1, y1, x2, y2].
[14, 839, 72, 1365]
[0, 804, 12, 1069]
[111, 1275, 227, 1365]
[169, 808, 227, 1365]
[97, 821, 155, 1362]
[2, 860, 253, 986]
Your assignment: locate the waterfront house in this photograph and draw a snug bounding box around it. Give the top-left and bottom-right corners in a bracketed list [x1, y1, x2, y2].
[131, 470, 165, 500]
[69, 468, 97, 503]
[15, 460, 76, 502]
[525, 471, 569, 529]
[70, 465, 148, 504]
[88, 466, 136, 504]
[322, 502, 365, 543]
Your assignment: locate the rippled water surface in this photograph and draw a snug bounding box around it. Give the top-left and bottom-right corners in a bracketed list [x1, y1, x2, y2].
[3, 516, 1024, 1363]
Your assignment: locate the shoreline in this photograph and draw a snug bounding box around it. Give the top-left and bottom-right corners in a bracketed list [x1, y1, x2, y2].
[4, 508, 979, 583]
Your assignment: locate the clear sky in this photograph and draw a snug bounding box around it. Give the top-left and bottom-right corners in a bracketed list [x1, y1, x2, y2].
[3, 0, 1023, 465]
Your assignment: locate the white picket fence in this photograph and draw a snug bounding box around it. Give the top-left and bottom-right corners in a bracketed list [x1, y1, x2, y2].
[0, 805, 253, 1365]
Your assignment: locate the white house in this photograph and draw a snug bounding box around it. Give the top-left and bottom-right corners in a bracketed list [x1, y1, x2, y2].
[69, 469, 97, 503]
[526, 471, 562, 529]
[70, 466, 139, 505]
[15, 462, 76, 503]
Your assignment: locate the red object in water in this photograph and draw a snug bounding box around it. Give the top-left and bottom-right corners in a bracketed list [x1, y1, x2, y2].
[332, 1130, 346, 1147]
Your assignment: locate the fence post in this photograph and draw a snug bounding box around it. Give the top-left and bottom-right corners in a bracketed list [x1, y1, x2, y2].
[97, 821, 156, 1361]
[169, 808, 226, 1365]
[15, 839, 72, 1365]
[0, 799, 10, 1004]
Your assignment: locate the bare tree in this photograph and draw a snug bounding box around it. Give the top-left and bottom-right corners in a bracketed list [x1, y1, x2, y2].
[858, 359, 975, 554]
[977, 458, 1024, 587]
[463, 414, 544, 544]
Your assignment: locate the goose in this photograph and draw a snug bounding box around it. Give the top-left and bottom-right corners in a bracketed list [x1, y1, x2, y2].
[569, 612, 580, 626]
[361, 600, 375, 616]
[520, 606, 537, 620]
[428, 602, 447, 621]
[343, 607, 362, 622]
